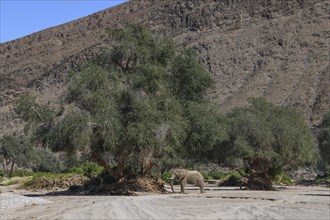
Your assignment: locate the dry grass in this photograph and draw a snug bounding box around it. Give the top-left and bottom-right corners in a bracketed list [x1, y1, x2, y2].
[22, 174, 87, 190]
[91, 177, 167, 196]
[0, 176, 33, 187]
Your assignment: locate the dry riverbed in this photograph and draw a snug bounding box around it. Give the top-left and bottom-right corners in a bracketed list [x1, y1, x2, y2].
[1, 184, 329, 219]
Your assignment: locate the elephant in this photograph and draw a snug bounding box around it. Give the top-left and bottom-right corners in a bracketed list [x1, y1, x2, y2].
[170, 169, 205, 193]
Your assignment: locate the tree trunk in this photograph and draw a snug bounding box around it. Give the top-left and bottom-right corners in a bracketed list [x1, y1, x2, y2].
[142, 160, 153, 178]
[90, 125, 126, 181]
[90, 152, 117, 179]
[1, 161, 6, 176]
[246, 157, 274, 190]
[141, 151, 155, 178]
[3, 158, 12, 177]
[247, 172, 273, 190]
[9, 161, 15, 178]
[115, 147, 127, 181]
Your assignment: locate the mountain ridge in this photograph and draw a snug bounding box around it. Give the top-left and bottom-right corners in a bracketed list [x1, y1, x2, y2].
[0, 0, 329, 135]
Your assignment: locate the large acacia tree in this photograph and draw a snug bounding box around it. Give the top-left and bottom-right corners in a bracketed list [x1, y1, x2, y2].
[15, 25, 219, 180]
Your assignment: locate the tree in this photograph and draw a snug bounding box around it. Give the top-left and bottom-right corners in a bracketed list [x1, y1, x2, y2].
[14, 94, 56, 147]
[0, 134, 64, 176]
[0, 135, 35, 177]
[181, 102, 228, 159]
[169, 49, 214, 102]
[210, 98, 318, 189]
[31, 148, 64, 173]
[15, 24, 219, 180]
[317, 112, 330, 171]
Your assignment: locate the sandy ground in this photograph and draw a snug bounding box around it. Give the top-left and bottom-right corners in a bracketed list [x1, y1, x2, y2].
[1, 184, 329, 220]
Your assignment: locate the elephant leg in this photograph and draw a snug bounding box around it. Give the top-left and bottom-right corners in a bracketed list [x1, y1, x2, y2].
[198, 180, 205, 193]
[200, 184, 205, 193]
[170, 179, 175, 192]
[180, 179, 187, 194]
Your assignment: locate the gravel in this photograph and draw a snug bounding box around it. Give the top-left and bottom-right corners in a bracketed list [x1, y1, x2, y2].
[0, 193, 51, 209]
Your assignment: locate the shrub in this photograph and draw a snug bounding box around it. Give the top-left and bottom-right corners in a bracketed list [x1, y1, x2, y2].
[161, 170, 182, 185]
[0, 176, 33, 186]
[208, 169, 225, 180]
[314, 174, 330, 185]
[69, 161, 104, 178]
[11, 170, 35, 177]
[223, 170, 243, 180]
[32, 148, 64, 173]
[273, 172, 293, 185]
[161, 170, 172, 183]
[317, 112, 330, 170]
[200, 172, 212, 181]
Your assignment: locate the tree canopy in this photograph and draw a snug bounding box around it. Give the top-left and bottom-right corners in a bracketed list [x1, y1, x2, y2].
[210, 98, 318, 178]
[0, 135, 34, 177]
[15, 24, 218, 179]
[0, 135, 62, 176]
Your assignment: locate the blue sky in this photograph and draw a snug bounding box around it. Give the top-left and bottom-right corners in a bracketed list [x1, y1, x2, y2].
[0, 0, 128, 43]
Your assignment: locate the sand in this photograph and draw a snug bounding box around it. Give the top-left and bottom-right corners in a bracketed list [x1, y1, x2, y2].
[1, 185, 329, 220]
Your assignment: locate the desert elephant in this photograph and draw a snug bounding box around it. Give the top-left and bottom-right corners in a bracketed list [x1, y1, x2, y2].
[170, 169, 205, 193]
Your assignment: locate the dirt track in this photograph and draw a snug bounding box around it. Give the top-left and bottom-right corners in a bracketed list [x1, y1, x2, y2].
[1, 185, 329, 219]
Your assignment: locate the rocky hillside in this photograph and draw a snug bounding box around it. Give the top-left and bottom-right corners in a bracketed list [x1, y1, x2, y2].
[0, 0, 329, 135]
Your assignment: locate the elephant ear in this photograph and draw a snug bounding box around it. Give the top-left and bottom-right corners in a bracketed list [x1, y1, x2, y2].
[177, 169, 186, 178]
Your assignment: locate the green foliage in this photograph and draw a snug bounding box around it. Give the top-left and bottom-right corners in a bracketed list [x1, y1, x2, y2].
[273, 172, 293, 185]
[32, 148, 64, 173]
[314, 174, 330, 185]
[0, 135, 37, 177]
[207, 169, 226, 180]
[182, 102, 228, 157]
[15, 95, 55, 125]
[0, 177, 32, 186]
[183, 169, 244, 182]
[0, 134, 69, 176]
[47, 109, 92, 153]
[317, 112, 330, 170]
[161, 170, 173, 183]
[15, 95, 55, 146]
[170, 48, 214, 102]
[200, 172, 212, 180]
[222, 170, 243, 181]
[69, 161, 104, 178]
[10, 170, 35, 177]
[212, 98, 317, 179]
[0, 178, 19, 186]
[160, 170, 181, 185]
[0, 171, 88, 190]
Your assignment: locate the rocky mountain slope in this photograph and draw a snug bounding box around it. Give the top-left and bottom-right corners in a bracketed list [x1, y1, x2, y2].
[0, 0, 329, 135]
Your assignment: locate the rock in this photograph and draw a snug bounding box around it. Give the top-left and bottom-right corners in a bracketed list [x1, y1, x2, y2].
[1, 0, 329, 136]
